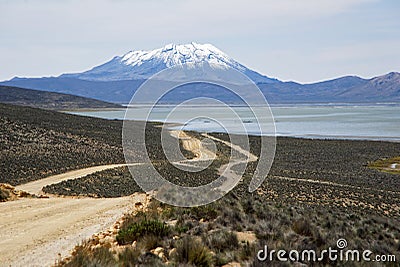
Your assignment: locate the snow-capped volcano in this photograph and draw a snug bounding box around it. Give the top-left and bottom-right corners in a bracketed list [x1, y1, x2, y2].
[61, 42, 278, 83]
[122, 43, 240, 69]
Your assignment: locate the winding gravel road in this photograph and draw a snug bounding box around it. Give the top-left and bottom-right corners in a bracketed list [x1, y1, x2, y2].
[0, 131, 263, 266]
[0, 131, 222, 267]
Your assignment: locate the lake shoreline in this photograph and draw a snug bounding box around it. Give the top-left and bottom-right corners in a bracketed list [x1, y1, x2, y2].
[65, 104, 400, 142]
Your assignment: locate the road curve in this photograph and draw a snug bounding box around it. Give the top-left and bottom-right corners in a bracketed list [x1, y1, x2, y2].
[0, 163, 147, 267]
[0, 131, 218, 267]
[15, 164, 130, 195]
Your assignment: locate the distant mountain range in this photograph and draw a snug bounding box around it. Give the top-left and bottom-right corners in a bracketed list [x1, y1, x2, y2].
[258, 72, 400, 103]
[1, 43, 399, 104]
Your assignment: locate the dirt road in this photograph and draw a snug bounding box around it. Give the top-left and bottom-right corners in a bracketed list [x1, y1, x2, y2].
[0, 131, 257, 266]
[0, 193, 148, 267]
[0, 163, 147, 267]
[15, 164, 130, 195]
[0, 132, 216, 267]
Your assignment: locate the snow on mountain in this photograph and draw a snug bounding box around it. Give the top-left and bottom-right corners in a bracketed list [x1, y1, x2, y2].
[122, 43, 240, 69]
[61, 42, 278, 84]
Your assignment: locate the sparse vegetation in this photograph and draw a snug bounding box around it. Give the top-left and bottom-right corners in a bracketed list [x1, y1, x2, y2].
[369, 156, 400, 174]
[0, 103, 125, 185]
[0, 103, 183, 186]
[62, 242, 117, 267]
[212, 132, 400, 192]
[117, 246, 142, 266]
[60, 183, 400, 266]
[55, 130, 400, 266]
[2, 103, 399, 266]
[202, 229, 239, 252]
[43, 131, 232, 197]
[43, 166, 141, 198]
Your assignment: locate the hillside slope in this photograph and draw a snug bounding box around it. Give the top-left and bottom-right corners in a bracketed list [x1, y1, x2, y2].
[0, 85, 121, 109]
[0, 103, 124, 185]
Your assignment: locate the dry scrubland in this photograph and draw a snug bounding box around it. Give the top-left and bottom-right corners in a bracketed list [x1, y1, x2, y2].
[1, 103, 400, 266]
[50, 137, 400, 266]
[0, 103, 167, 186]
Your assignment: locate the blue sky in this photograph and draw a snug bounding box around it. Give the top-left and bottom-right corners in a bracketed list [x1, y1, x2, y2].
[0, 0, 399, 83]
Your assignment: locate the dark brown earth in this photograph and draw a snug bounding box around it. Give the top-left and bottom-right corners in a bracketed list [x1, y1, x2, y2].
[0, 85, 121, 110]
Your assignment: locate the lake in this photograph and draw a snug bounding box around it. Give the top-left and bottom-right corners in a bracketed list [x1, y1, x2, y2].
[67, 104, 400, 141]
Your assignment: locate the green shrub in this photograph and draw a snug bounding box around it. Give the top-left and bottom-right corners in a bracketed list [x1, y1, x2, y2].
[116, 219, 170, 245]
[214, 252, 231, 266]
[175, 224, 190, 234]
[173, 236, 213, 267]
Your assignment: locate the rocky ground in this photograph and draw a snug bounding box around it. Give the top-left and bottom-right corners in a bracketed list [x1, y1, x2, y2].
[212, 133, 400, 192]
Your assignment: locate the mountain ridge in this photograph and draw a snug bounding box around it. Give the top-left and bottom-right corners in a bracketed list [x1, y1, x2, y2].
[0, 85, 121, 109]
[1, 43, 399, 104]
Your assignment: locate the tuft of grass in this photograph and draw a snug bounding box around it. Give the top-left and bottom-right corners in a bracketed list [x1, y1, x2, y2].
[116, 218, 170, 245]
[190, 205, 219, 221]
[137, 252, 166, 267]
[203, 229, 239, 252]
[62, 243, 116, 267]
[173, 236, 213, 267]
[292, 218, 313, 236]
[118, 246, 141, 267]
[238, 241, 256, 261]
[139, 234, 164, 250]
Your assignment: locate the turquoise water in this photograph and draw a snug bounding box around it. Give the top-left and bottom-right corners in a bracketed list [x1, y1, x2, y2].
[68, 105, 400, 141]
